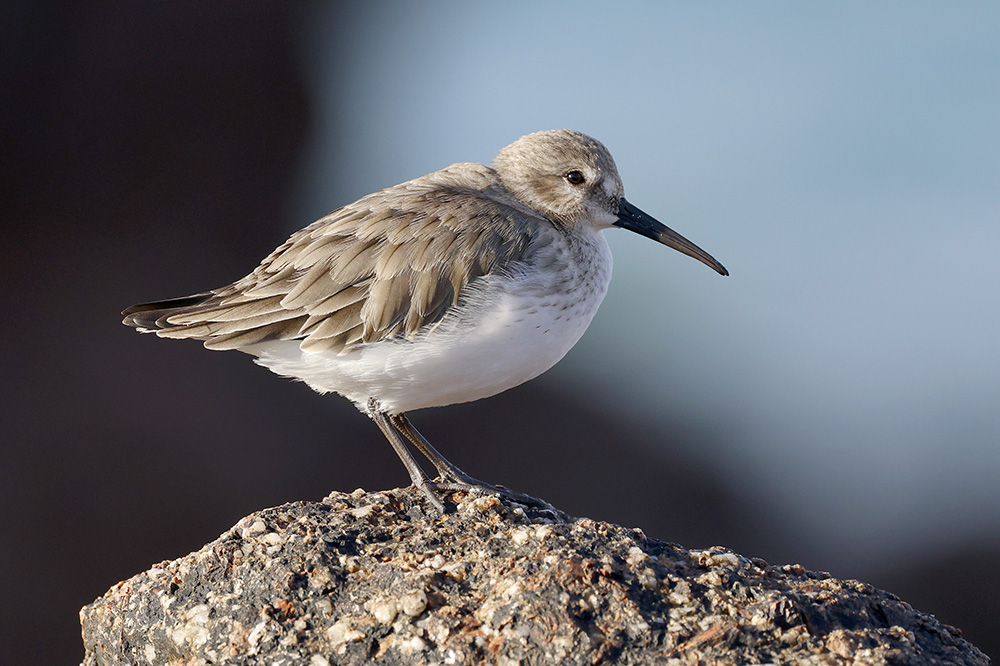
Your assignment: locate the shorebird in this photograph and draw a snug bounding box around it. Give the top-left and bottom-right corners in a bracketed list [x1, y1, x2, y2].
[123, 129, 727, 512]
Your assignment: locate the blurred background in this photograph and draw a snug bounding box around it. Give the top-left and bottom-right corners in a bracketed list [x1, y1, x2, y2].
[2, 2, 998, 663]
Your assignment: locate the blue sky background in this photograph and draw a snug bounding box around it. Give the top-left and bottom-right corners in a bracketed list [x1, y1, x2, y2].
[290, 2, 999, 571]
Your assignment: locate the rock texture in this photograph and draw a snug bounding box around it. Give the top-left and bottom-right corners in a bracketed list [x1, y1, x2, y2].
[80, 488, 990, 665]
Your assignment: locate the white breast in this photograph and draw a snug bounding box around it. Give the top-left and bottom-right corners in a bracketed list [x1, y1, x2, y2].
[248, 226, 613, 414]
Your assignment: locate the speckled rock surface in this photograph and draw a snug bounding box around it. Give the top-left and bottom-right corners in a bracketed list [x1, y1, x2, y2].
[80, 487, 990, 665]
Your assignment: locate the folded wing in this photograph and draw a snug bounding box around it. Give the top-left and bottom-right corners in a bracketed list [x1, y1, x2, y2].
[122, 166, 535, 354]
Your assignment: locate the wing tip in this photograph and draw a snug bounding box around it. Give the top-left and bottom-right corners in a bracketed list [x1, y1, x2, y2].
[121, 292, 216, 332]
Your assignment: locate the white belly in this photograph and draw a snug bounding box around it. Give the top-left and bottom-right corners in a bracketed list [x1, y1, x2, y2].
[249, 229, 613, 414]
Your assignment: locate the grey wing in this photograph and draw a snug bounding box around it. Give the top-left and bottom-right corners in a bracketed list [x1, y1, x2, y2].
[122, 176, 534, 354]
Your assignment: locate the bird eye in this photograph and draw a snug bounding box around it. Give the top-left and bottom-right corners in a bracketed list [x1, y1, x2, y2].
[564, 170, 585, 185]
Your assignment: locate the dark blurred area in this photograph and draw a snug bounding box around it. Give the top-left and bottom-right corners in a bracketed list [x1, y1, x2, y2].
[0, 3, 993, 664]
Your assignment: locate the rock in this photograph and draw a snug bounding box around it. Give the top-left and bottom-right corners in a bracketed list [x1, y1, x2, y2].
[80, 487, 990, 665]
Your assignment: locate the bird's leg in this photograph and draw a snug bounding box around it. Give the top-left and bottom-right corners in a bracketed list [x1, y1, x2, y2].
[389, 413, 552, 509]
[370, 408, 444, 513]
[389, 413, 482, 487]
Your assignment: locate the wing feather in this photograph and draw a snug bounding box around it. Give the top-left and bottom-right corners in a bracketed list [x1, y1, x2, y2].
[307, 283, 369, 317]
[167, 296, 286, 324]
[362, 274, 411, 337]
[203, 317, 310, 351]
[300, 301, 365, 339]
[280, 264, 345, 309]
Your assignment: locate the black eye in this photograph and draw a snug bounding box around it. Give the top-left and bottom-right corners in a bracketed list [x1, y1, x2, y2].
[565, 170, 585, 185]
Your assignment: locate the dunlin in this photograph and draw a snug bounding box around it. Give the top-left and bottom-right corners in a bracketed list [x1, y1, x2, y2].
[123, 129, 727, 511]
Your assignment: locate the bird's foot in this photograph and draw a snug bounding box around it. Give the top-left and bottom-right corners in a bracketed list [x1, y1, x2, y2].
[433, 476, 556, 511]
[411, 478, 446, 514]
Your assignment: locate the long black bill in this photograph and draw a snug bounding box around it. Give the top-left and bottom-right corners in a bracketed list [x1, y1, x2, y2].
[615, 198, 728, 276]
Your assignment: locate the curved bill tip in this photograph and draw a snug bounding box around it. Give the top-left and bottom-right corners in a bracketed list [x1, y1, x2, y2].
[615, 198, 729, 276]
